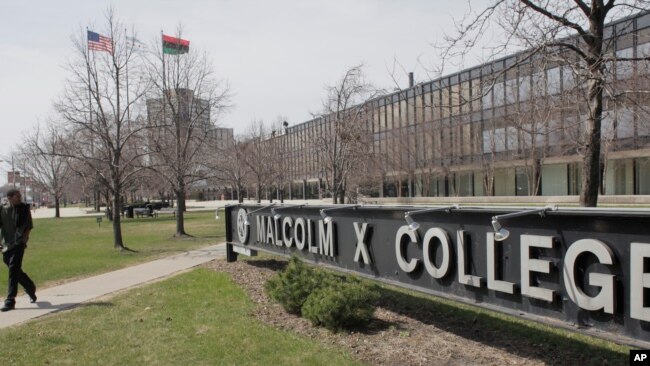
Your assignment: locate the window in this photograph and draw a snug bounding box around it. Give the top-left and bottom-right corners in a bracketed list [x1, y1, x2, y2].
[605, 158, 634, 195]
[455, 172, 473, 196]
[521, 124, 533, 148]
[542, 164, 568, 196]
[400, 99, 407, 127]
[494, 168, 515, 196]
[638, 42, 650, 76]
[505, 78, 517, 105]
[519, 74, 531, 101]
[433, 129, 442, 159]
[493, 81, 505, 107]
[441, 88, 450, 118]
[616, 47, 634, 79]
[482, 82, 493, 108]
[462, 124, 472, 156]
[461, 81, 471, 113]
[389, 102, 397, 130]
[601, 110, 615, 141]
[617, 107, 634, 138]
[473, 171, 485, 196]
[415, 95, 423, 124]
[494, 128, 506, 152]
[562, 66, 575, 91]
[483, 129, 494, 153]
[506, 126, 518, 151]
[636, 157, 650, 194]
[639, 107, 650, 136]
[548, 120, 564, 146]
[546, 67, 561, 95]
[471, 80, 482, 111]
[432, 90, 441, 121]
[532, 71, 545, 97]
[451, 84, 461, 116]
[515, 167, 530, 196]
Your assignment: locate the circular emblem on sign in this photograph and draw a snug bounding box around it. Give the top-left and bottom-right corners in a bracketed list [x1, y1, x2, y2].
[236, 208, 249, 244]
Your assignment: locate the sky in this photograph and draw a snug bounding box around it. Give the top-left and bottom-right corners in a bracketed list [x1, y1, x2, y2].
[0, 0, 486, 182]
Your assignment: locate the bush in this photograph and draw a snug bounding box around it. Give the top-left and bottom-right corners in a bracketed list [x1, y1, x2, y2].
[264, 256, 324, 314]
[301, 278, 379, 331]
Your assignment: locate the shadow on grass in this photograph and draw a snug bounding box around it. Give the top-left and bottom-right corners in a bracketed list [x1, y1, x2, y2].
[242, 258, 625, 365]
[29, 301, 114, 312]
[74, 301, 114, 309]
[375, 286, 625, 365]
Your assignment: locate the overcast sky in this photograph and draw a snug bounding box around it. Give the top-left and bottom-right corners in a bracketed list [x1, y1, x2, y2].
[0, 0, 487, 181]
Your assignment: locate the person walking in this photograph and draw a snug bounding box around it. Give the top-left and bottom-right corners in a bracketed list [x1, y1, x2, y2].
[0, 189, 36, 311]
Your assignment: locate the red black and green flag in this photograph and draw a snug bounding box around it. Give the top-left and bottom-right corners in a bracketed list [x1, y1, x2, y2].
[162, 34, 190, 54]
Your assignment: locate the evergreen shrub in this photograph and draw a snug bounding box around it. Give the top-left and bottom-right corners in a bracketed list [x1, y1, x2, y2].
[301, 278, 379, 331]
[264, 256, 324, 314]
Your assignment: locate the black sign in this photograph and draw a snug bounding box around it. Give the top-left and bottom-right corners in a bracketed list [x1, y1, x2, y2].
[224, 204, 650, 346]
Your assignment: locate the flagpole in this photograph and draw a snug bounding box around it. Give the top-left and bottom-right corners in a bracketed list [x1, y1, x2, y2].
[86, 26, 99, 212]
[161, 30, 166, 95]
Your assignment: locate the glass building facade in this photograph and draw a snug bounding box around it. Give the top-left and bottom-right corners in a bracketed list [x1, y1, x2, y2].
[268, 11, 650, 199]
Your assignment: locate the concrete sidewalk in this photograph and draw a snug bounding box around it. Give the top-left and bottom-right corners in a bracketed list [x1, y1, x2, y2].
[0, 243, 226, 329]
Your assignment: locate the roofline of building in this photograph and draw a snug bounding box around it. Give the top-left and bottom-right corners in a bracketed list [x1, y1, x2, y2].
[287, 9, 650, 133]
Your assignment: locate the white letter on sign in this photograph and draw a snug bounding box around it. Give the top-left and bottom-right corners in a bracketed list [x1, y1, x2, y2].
[395, 225, 419, 273]
[256, 216, 266, 243]
[521, 235, 554, 302]
[353, 222, 371, 264]
[487, 232, 515, 294]
[294, 218, 306, 250]
[422, 227, 450, 279]
[631, 243, 650, 321]
[563, 239, 615, 314]
[282, 217, 294, 248]
[318, 220, 335, 257]
[457, 230, 482, 287]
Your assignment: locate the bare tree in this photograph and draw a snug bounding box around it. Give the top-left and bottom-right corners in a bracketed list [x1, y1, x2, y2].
[316, 65, 376, 204]
[211, 134, 248, 203]
[56, 9, 149, 249]
[242, 120, 275, 203]
[144, 28, 230, 237]
[16, 123, 73, 218]
[441, 1, 650, 206]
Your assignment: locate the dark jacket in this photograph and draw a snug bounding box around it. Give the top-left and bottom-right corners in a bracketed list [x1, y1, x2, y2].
[0, 203, 33, 252]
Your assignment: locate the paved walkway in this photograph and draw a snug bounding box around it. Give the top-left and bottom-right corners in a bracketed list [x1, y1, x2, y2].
[0, 243, 226, 329]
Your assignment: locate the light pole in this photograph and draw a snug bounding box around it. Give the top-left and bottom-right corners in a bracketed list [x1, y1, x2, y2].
[10, 155, 15, 189]
[281, 121, 289, 203]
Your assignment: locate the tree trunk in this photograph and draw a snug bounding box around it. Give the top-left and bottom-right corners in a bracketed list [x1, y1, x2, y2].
[531, 159, 541, 196]
[104, 190, 112, 221]
[580, 70, 604, 205]
[112, 191, 124, 249]
[94, 188, 100, 212]
[237, 185, 244, 203]
[175, 185, 187, 237]
[54, 196, 60, 218]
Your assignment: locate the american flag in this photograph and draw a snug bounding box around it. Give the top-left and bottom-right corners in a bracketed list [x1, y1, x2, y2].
[87, 30, 113, 54]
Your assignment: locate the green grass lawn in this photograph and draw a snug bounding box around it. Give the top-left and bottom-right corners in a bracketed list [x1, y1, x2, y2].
[0, 212, 225, 289]
[0, 269, 361, 365]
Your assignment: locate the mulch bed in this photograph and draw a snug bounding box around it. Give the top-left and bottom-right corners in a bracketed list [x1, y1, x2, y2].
[203, 258, 561, 365]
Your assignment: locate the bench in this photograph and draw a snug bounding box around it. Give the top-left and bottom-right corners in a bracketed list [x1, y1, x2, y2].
[134, 208, 157, 218]
[155, 208, 177, 217]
